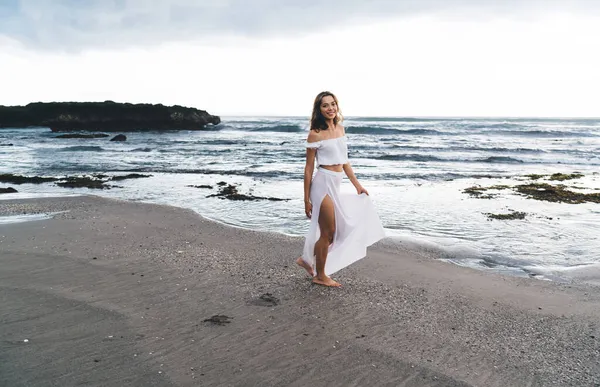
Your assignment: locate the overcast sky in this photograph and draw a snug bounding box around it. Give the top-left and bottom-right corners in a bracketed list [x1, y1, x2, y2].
[1, 0, 600, 117]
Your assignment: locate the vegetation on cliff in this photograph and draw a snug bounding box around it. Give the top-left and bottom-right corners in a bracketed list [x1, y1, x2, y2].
[0, 101, 220, 131]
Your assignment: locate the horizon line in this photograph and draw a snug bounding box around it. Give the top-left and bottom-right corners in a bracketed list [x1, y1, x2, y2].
[1, 101, 598, 120]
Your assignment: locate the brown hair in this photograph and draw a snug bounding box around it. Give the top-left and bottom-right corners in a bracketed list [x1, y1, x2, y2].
[310, 91, 343, 132]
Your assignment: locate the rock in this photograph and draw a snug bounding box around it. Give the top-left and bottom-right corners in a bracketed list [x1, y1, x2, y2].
[55, 133, 109, 139]
[110, 173, 151, 181]
[463, 184, 511, 199]
[56, 176, 110, 189]
[207, 183, 289, 201]
[524, 173, 584, 181]
[525, 174, 546, 180]
[0, 143, 13, 146]
[187, 185, 213, 189]
[0, 173, 58, 184]
[110, 134, 127, 142]
[0, 187, 17, 194]
[0, 101, 220, 131]
[516, 183, 600, 204]
[549, 172, 584, 181]
[0, 172, 150, 190]
[485, 211, 527, 220]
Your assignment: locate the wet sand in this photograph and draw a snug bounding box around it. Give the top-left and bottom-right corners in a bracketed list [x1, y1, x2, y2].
[0, 196, 599, 386]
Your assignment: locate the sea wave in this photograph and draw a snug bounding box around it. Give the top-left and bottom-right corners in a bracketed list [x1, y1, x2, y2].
[230, 124, 304, 133]
[346, 126, 443, 135]
[465, 122, 523, 130]
[348, 117, 447, 123]
[374, 154, 445, 162]
[372, 153, 527, 164]
[462, 146, 546, 154]
[489, 129, 598, 137]
[390, 145, 546, 154]
[57, 146, 105, 152]
[478, 156, 524, 164]
[199, 139, 241, 145]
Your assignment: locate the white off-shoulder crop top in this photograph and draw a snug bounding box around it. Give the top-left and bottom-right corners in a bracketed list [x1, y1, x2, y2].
[305, 135, 349, 166]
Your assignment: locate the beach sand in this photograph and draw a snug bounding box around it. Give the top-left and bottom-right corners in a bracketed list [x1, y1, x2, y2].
[0, 196, 598, 386]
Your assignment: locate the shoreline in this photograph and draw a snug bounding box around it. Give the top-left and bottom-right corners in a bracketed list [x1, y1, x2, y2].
[1, 195, 599, 386]
[2, 190, 599, 287]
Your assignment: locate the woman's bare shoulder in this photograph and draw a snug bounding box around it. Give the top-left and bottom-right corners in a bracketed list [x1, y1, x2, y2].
[306, 130, 322, 143]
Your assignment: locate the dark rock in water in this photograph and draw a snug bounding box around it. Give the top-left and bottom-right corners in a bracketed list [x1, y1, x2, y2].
[203, 315, 232, 326]
[525, 174, 545, 180]
[0, 173, 148, 190]
[55, 133, 109, 139]
[56, 176, 110, 189]
[549, 172, 584, 181]
[463, 185, 510, 199]
[187, 184, 213, 189]
[265, 197, 289, 202]
[0, 173, 58, 184]
[524, 172, 584, 181]
[110, 134, 127, 142]
[0, 143, 13, 146]
[485, 211, 527, 220]
[0, 101, 220, 132]
[207, 183, 289, 201]
[0, 187, 17, 194]
[110, 173, 151, 181]
[216, 181, 227, 186]
[464, 179, 600, 204]
[516, 183, 600, 204]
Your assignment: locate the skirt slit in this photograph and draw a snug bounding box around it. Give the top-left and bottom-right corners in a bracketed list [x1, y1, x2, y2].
[302, 167, 385, 276]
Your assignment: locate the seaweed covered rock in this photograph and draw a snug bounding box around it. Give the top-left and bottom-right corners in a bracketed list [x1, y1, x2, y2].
[207, 183, 289, 201]
[515, 183, 600, 204]
[0, 173, 58, 184]
[485, 211, 527, 220]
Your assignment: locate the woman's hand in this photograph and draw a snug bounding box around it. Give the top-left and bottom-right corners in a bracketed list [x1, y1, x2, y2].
[356, 186, 369, 196]
[304, 201, 313, 218]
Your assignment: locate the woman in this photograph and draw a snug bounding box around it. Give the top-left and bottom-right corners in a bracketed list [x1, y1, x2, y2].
[296, 91, 386, 287]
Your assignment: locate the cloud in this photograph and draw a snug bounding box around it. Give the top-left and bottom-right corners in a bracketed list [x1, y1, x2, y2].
[1, 0, 599, 50]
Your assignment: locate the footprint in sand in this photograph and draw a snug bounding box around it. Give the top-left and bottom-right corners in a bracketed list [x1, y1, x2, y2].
[203, 315, 232, 326]
[252, 293, 280, 307]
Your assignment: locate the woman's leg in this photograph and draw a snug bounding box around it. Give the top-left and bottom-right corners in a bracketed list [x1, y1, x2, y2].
[296, 256, 314, 276]
[312, 194, 341, 287]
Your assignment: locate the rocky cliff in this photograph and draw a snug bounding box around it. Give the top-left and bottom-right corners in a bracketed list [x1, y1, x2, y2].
[0, 101, 220, 131]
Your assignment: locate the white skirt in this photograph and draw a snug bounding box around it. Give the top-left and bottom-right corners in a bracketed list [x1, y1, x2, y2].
[302, 167, 386, 276]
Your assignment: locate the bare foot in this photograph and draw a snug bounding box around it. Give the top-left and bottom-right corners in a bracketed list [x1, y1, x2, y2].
[296, 257, 315, 277]
[312, 276, 342, 287]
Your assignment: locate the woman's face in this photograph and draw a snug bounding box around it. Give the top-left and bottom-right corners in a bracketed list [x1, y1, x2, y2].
[320, 95, 337, 120]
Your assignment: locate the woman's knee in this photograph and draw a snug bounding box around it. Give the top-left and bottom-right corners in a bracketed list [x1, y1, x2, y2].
[320, 227, 335, 244]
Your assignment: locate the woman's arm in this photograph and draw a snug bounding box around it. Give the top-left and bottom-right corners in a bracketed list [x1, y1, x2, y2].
[304, 130, 321, 218]
[304, 148, 316, 202]
[343, 162, 369, 195]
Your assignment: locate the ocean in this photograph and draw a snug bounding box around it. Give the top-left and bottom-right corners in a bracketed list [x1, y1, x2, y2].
[1, 116, 599, 284]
